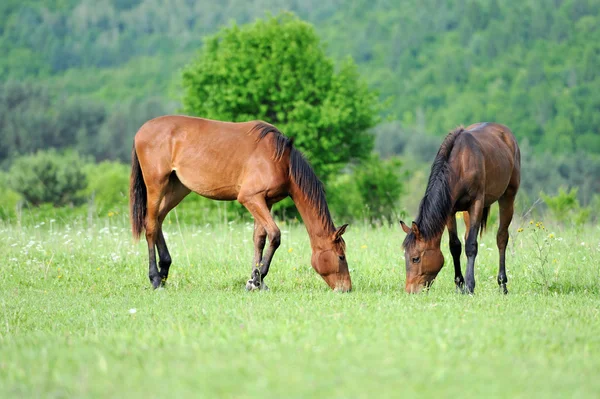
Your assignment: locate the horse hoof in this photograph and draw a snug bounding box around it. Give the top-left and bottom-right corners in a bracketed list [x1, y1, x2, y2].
[245, 268, 262, 291]
[455, 284, 465, 294]
[151, 278, 162, 290]
[245, 279, 259, 291]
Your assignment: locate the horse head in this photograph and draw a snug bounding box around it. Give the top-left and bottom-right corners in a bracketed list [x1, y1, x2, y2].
[400, 221, 445, 293]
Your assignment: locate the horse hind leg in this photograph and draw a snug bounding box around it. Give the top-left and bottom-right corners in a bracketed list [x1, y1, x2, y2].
[497, 192, 516, 294]
[156, 173, 191, 286]
[144, 178, 168, 289]
[463, 211, 470, 242]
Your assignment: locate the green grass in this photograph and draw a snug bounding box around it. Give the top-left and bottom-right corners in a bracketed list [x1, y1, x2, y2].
[1, 214, 599, 398]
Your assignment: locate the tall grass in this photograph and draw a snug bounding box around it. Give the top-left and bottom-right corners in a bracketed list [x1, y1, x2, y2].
[1, 212, 599, 398]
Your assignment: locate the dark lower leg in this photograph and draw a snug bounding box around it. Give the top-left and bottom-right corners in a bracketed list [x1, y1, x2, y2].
[448, 215, 464, 289]
[259, 227, 281, 280]
[154, 176, 190, 287]
[497, 245, 508, 294]
[156, 229, 172, 284]
[146, 228, 161, 289]
[464, 230, 479, 294]
[464, 201, 484, 294]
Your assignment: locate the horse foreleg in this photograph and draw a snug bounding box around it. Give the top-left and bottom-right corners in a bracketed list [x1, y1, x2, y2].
[465, 200, 484, 294]
[249, 219, 268, 288]
[447, 214, 465, 292]
[240, 197, 279, 291]
[252, 220, 268, 266]
[497, 193, 516, 294]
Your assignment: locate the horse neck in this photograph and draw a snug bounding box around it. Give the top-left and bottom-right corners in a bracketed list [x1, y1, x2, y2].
[415, 160, 457, 241]
[289, 181, 334, 250]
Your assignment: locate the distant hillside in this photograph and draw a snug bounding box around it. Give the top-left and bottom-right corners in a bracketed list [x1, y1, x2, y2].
[1, 0, 599, 157]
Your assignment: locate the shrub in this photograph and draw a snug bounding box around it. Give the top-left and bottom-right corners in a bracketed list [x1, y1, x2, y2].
[354, 155, 404, 224]
[0, 171, 22, 221]
[327, 155, 404, 224]
[8, 150, 88, 207]
[541, 187, 590, 228]
[84, 161, 130, 216]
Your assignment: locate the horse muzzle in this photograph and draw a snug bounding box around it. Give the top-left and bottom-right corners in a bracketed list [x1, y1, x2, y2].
[323, 273, 352, 292]
[405, 274, 435, 294]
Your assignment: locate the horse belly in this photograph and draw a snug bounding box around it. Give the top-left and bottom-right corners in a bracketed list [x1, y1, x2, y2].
[174, 161, 242, 201]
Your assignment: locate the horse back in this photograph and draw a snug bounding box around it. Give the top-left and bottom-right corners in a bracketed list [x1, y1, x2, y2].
[134, 115, 290, 200]
[466, 123, 520, 168]
[454, 123, 520, 206]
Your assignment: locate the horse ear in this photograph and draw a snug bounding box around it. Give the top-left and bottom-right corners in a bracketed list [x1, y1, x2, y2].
[411, 221, 422, 240]
[333, 224, 348, 241]
[400, 220, 411, 234]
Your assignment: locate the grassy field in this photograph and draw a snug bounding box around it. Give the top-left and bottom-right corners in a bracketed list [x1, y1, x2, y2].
[1, 213, 599, 398]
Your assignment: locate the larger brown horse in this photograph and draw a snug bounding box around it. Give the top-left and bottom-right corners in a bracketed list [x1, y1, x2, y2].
[130, 115, 351, 292]
[400, 122, 520, 294]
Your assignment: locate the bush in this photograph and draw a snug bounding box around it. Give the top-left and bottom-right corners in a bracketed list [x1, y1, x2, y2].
[8, 150, 88, 207]
[541, 187, 590, 228]
[326, 155, 404, 224]
[0, 170, 22, 221]
[354, 155, 404, 224]
[326, 173, 366, 222]
[84, 161, 130, 216]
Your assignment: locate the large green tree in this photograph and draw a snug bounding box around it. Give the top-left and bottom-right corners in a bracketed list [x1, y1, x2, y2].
[181, 12, 380, 181]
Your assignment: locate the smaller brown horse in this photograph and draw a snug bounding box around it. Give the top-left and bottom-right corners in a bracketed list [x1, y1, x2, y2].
[130, 115, 351, 292]
[400, 122, 520, 294]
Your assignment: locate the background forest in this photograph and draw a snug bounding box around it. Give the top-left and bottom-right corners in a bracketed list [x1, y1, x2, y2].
[1, 0, 599, 223]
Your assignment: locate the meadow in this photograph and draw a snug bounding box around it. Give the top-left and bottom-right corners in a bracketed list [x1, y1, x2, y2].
[1, 212, 599, 398]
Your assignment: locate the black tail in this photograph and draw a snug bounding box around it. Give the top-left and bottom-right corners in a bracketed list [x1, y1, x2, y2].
[479, 206, 490, 237]
[130, 146, 147, 241]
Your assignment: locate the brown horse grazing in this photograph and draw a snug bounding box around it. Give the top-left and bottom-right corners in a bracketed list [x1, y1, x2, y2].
[400, 122, 520, 294]
[129, 115, 351, 292]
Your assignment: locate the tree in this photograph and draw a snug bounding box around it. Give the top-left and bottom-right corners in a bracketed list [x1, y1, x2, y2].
[181, 12, 380, 181]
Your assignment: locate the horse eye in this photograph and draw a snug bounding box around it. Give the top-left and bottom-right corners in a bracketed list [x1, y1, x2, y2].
[338, 255, 346, 261]
[412, 256, 420, 263]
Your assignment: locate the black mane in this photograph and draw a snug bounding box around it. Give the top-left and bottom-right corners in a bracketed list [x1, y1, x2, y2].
[403, 127, 464, 249]
[250, 122, 292, 161]
[250, 122, 334, 232]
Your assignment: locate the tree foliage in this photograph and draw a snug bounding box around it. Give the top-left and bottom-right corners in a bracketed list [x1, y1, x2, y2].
[182, 13, 380, 180]
[1, 1, 600, 209]
[0, 81, 168, 166]
[2, 1, 599, 161]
